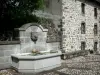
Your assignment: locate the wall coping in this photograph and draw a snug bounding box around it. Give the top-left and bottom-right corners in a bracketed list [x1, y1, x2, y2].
[15, 23, 48, 32]
[0, 41, 20, 45]
[11, 52, 62, 60]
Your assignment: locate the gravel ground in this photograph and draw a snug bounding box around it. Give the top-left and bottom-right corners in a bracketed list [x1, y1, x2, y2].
[0, 68, 19, 75]
[0, 54, 100, 75]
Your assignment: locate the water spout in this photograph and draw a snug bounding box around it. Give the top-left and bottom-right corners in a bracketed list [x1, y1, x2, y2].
[32, 36, 38, 44]
[31, 32, 38, 44]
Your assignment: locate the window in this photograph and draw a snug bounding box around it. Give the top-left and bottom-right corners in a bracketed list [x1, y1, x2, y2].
[94, 8, 97, 18]
[94, 42, 97, 51]
[94, 23, 98, 35]
[81, 3, 85, 15]
[81, 22, 85, 34]
[81, 42, 85, 50]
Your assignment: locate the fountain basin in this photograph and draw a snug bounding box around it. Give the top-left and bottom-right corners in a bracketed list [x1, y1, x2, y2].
[11, 51, 62, 73]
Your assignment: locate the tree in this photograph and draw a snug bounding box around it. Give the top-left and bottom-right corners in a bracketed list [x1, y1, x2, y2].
[0, 0, 44, 31]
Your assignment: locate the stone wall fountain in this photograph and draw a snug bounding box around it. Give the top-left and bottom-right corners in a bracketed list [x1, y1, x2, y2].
[11, 23, 61, 73]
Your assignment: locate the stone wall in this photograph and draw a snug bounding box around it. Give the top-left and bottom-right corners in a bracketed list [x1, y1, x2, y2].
[15, 23, 60, 52]
[17, 23, 48, 53]
[62, 0, 100, 53]
[0, 42, 20, 69]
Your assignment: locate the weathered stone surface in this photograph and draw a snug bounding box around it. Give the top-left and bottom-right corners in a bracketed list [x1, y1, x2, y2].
[0, 56, 12, 66]
[62, 0, 100, 52]
[0, 50, 4, 56]
[0, 57, 5, 63]
[0, 63, 11, 69]
[4, 50, 14, 56]
[0, 45, 19, 50]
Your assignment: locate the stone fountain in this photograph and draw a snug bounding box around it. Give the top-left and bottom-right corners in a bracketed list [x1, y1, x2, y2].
[11, 23, 61, 73]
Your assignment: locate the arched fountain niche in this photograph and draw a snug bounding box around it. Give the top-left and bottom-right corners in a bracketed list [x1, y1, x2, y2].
[15, 23, 48, 53]
[12, 23, 61, 73]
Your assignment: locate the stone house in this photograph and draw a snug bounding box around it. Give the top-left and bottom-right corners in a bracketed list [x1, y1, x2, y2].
[44, 0, 100, 54]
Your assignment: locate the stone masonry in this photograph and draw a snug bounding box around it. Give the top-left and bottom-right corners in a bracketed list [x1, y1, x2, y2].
[62, 0, 100, 53]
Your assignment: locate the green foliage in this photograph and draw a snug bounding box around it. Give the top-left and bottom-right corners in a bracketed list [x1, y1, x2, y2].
[0, 0, 44, 30]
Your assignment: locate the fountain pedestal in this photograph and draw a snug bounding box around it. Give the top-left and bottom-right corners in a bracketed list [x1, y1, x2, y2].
[11, 24, 61, 73]
[11, 52, 61, 73]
